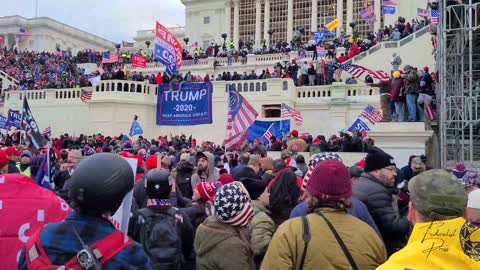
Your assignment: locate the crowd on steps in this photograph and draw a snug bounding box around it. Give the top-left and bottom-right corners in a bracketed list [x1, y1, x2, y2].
[0, 127, 479, 270]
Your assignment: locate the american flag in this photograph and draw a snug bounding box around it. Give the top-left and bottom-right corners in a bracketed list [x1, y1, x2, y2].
[359, 105, 383, 124]
[101, 51, 119, 64]
[262, 123, 275, 142]
[382, 0, 396, 6]
[42, 126, 51, 137]
[281, 103, 303, 126]
[431, 9, 439, 24]
[80, 88, 93, 103]
[225, 85, 258, 150]
[336, 63, 390, 81]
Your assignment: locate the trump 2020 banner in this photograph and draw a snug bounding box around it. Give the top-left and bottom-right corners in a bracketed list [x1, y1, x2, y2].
[156, 82, 213, 126]
[154, 21, 183, 76]
[7, 109, 21, 128]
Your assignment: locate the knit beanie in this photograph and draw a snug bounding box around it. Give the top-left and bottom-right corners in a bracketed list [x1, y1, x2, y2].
[218, 174, 235, 185]
[197, 182, 217, 202]
[452, 162, 466, 179]
[214, 182, 254, 227]
[364, 148, 396, 172]
[306, 159, 352, 200]
[302, 152, 342, 191]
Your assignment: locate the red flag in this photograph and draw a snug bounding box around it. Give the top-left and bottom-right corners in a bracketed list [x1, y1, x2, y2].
[132, 54, 147, 68]
[0, 174, 71, 269]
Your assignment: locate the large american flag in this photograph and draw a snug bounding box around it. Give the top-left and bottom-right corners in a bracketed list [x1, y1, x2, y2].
[101, 51, 119, 64]
[359, 104, 383, 124]
[336, 63, 390, 81]
[262, 123, 275, 142]
[281, 103, 303, 126]
[431, 9, 439, 25]
[80, 88, 93, 103]
[225, 85, 258, 150]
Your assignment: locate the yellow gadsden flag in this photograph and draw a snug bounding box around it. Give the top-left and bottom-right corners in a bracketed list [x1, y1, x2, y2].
[326, 18, 340, 31]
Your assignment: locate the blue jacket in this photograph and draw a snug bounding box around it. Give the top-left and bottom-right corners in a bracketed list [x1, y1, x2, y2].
[289, 198, 381, 237]
[18, 211, 152, 270]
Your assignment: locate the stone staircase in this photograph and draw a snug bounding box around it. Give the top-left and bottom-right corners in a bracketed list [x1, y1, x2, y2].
[0, 70, 20, 90]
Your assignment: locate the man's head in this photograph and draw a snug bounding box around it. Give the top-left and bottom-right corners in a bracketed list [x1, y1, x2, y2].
[408, 170, 467, 224]
[364, 148, 397, 187]
[349, 166, 363, 185]
[214, 155, 224, 169]
[410, 156, 426, 175]
[261, 157, 274, 171]
[145, 169, 173, 200]
[280, 150, 293, 160]
[238, 152, 250, 165]
[466, 189, 480, 225]
[20, 150, 32, 165]
[67, 149, 82, 169]
[196, 152, 209, 173]
[5, 147, 20, 162]
[248, 155, 260, 173]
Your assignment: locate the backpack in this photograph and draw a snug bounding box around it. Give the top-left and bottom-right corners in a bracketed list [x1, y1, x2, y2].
[25, 229, 133, 270]
[137, 207, 184, 270]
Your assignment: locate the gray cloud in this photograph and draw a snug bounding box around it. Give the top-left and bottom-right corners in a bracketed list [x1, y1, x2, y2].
[0, 0, 185, 42]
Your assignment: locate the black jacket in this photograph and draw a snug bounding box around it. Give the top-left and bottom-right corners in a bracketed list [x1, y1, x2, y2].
[353, 172, 410, 255]
[8, 160, 20, 174]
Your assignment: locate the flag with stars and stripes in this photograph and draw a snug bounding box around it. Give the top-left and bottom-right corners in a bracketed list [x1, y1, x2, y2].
[80, 88, 93, 103]
[335, 63, 390, 81]
[101, 51, 119, 64]
[430, 9, 439, 24]
[262, 123, 275, 143]
[42, 126, 51, 137]
[281, 103, 303, 126]
[225, 84, 258, 150]
[359, 104, 383, 124]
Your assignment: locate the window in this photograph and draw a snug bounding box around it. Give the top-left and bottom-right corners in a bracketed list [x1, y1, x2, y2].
[204, 16, 210, 24]
[262, 104, 281, 118]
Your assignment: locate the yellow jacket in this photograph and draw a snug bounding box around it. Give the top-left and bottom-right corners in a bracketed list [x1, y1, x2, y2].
[261, 208, 387, 270]
[377, 217, 480, 270]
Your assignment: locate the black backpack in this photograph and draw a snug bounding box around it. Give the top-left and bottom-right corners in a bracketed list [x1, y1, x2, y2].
[137, 207, 184, 270]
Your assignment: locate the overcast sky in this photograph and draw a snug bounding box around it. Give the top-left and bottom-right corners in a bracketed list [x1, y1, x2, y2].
[0, 0, 185, 42]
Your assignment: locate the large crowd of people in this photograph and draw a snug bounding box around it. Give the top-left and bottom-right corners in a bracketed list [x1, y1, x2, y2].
[0, 128, 479, 270]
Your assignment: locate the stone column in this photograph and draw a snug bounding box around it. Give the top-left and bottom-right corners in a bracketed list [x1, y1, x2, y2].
[311, 0, 318, 33]
[3, 34, 9, 50]
[287, 0, 294, 42]
[233, 0, 240, 48]
[255, 0, 262, 46]
[336, 0, 344, 36]
[225, 2, 232, 43]
[374, 0, 381, 32]
[263, 0, 271, 43]
[346, 0, 353, 35]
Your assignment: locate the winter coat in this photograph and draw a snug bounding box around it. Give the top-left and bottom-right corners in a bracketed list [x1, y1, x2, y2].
[403, 70, 420, 94]
[190, 152, 218, 191]
[377, 217, 480, 270]
[269, 140, 282, 151]
[175, 160, 195, 199]
[353, 173, 410, 255]
[260, 208, 387, 270]
[391, 78, 404, 101]
[370, 79, 392, 95]
[249, 200, 275, 263]
[8, 160, 20, 174]
[194, 216, 256, 270]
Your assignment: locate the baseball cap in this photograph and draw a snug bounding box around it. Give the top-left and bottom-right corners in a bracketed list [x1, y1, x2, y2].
[5, 147, 21, 156]
[408, 169, 467, 220]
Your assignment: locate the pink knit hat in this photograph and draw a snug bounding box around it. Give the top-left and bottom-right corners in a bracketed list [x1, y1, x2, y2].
[306, 159, 352, 200]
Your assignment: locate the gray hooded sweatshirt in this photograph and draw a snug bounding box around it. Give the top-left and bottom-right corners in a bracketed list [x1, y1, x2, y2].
[191, 152, 219, 190]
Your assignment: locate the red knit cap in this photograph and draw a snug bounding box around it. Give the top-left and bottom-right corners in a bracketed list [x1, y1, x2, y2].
[218, 174, 234, 185]
[197, 182, 217, 201]
[306, 159, 352, 200]
[145, 155, 158, 171]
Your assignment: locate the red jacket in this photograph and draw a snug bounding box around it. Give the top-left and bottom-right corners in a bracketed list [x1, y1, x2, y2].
[338, 55, 346, 63]
[155, 74, 163, 85]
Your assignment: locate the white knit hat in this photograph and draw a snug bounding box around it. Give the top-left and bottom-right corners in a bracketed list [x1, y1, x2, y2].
[467, 189, 480, 209]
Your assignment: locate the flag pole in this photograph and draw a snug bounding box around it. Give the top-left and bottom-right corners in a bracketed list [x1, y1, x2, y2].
[35, 0, 39, 18]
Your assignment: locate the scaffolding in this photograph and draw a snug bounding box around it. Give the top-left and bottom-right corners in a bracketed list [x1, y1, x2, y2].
[438, 0, 480, 168]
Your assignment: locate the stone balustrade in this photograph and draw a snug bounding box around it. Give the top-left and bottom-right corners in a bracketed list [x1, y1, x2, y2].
[296, 82, 379, 100]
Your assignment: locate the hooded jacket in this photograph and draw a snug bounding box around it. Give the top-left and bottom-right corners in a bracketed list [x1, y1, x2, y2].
[353, 172, 410, 255]
[191, 152, 218, 190]
[249, 200, 275, 266]
[194, 216, 256, 270]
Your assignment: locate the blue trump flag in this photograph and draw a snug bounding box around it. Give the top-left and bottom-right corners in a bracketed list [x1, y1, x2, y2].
[129, 115, 143, 136]
[383, 6, 396, 14]
[312, 29, 335, 44]
[7, 109, 21, 128]
[347, 118, 371, 133]
[0, 115, 7, 129]
[157, 82, 213, 126]
[247, 120, 290, 144]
